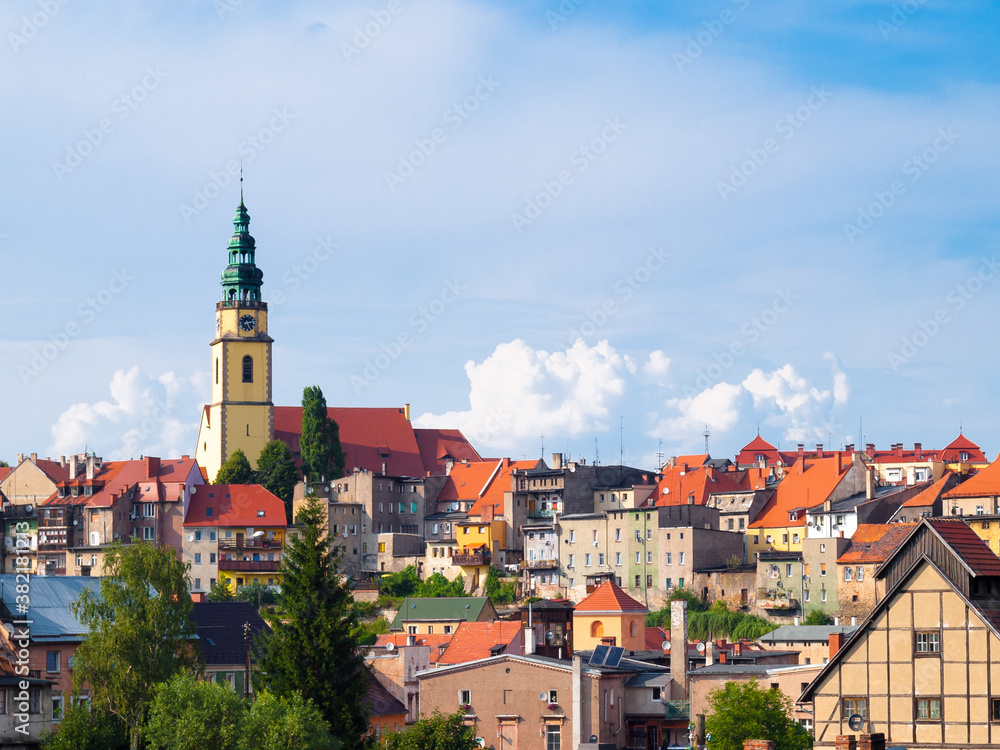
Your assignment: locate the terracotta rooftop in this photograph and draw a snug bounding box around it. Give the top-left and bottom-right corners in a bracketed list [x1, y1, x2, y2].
[437, 621, 522, 665]
[943, 456, 1000, 499]
[645, 626, 668, 650]
[749, 455, 854, 529]
[926, 518, 1000, 577]
[653, 464, 746, 508]
[574, 579, 648, 614]
[413, 428, 483, 475]
[902, 471, 954, 507]
[838, 523, 915, 564]
[374, 633, 453, 664]
[184, 484, 286, 527]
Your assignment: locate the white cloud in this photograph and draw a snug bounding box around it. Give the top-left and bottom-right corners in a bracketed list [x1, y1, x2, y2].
[742, 364, 830, 414]
[49, 367, 205, 460]
[741, 363, 847, 444]
[413, 338, 628, 449]
[643, 350, 671, 382]
[824, 351, 850, 405]
[650, 382, 744, 438]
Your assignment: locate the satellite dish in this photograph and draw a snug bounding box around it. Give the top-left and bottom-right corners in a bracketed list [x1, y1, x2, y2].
[385, 642, 395, 652]
[848, 713, 864, 732]
[545, 631, 555, 641]
[589, 736, 598, 744]
[538, 692, 547, 702]
[661, 641, 670, 651]
[25, 505, 33, 513]
[187, 535, 194, 542]
[696, 643, 706, 653]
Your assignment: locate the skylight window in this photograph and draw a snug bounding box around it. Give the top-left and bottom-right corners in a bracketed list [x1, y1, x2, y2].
[257, 510, 265, 517]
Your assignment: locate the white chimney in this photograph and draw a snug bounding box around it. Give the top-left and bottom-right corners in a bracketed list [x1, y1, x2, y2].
[572, 655, 582, 750]
[670, 600, 689, 694]
[834, 616, 840, 626]
[69, 455, 77, 480]
[794, 616, 800, 626]
[524, 626, 535, 656]
[851, 616, 857, 626]
[86, 455, 95, 480]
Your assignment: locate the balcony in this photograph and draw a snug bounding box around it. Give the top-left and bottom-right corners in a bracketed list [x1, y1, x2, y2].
[520, 558, 559, 570]
[39, 517, 69, 528]
[757, 588, 798, 610]
[219, 559, 280, 572]
[661, 700, 690, 720]
[218, 538, 282, 551]
[528, 508, 557, 519]
[452, 550, 490, 566]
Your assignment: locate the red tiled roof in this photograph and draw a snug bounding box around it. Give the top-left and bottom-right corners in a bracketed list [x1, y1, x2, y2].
[33, 459, 70, 484]
[674, 454, 709, 467]
[749, 455, 853, 529]
[468, 459, 541, 517]
[374, 633, 453, 664]
[184, 484, 285, 527]
[942, 457, 1000, 499]
[275, 406, 425, 478]
[838, 523, 915, 564]
[653, 465, 745, 508]
[574, 579, 648, 613]
[436, 461, 501, 504]
[645, 626, 668, 650]
[927, 518, 1000, 577]
[940, 434, 988, 463]
[0, 467, 12, 482]
[902, 472, 954, 508]
[737, 467, 773, 491]
[43, 457, 202, 509]
[734, 435, 786, 466]
[413, 428, 483, 475]
[436, 621, 521, 665]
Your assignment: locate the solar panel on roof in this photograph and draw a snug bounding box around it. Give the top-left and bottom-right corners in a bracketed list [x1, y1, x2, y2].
[604, 646, 625, 668]
[590, 645, 609, 666]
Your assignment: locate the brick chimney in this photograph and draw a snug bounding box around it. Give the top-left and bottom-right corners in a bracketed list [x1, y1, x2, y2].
[829, 631, 844, 661]
[834, 737, 857, 750]
[914, 442, 922, 459]
[30, 453, 37, 463]
[743, 741, 775, 750]
[865, 443, 875, 455]
[551, 453, 563, 470]
[837, 451, 844, 474]
[145, 456, 160, 477]
[894, 443, 903, 458]
[816, 443, 824, 457]
[718, 650, 727, 664]
[797, 444, 804, 460]
[858, 733, 885, 750]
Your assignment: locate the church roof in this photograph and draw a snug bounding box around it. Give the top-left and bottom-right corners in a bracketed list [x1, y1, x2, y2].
[413, 428, 483, 475]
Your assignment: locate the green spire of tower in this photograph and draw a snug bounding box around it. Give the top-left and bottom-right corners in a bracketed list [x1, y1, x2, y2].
[220, 189, 263, 305]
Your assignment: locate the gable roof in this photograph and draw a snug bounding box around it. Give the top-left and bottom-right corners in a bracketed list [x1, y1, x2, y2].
[184, 484, 286, 527]
[922, 518, 1000, 577]
[574, 579, 648, 614]
[837, 523, 915, 564]
[653, 465, 746, 508]
[190, 602, 270, 666]
[389, 597, 494, 630]
[363, 667, 407, 718]
[734, 435, 783, 466]
[749, 455, 854, 529]
[902, 471, 955, 507]
[374, 633, 454, 664]
[940, 433, 988, 463]
[437, 621, 521, 665]
[674, 454, 710, 467]
[413, 428, 483, 475]
[645, 626, 668, 650]
[435, 461, 501, 504]
[942, 456, 1000, 499]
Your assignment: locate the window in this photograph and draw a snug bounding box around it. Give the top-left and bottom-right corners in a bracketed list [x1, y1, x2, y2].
[678, 577, 684, 588]
[821, 589, 827, 602]
[592, 530, 598, 543]
[665, 578, 672, 589]
[804, 588, 810, 602]
[646, 551, 652, 564]
[545, 724, 561, 750]
[652, 686, 661, 701]
[194, 530, 202, 542]
[549, 689, 558, 704]
[856, 566, 864, 581]
[568, 554, 575, 568]
[844, 567, 852, 581]
[916, 631, 941, 653]
[728, 518, 734, 531]
[635, 552, 641, 564]
[615, 528, 622, 541]
[635, 575, 641, 587]
[143, 503, 155, 517]
[916, 697, 941, 720]
[46, 651, 60, 674]
[739, 518, 745, 530]
[679, 552, 685, 565]
[143, 527, 154, 541]
[978, 506, 985, 515]
[793, 533, 800, 544]
[569, 530, 576, 542]
[194, 577, 201, 589]
[411, 502, 417, 514]
[646, 575, 653, 588]
[765, 535, 773, 543]
[598, 553, 605, 566]
[820, 543, 826, 553]
[195, 553, 202, 565]
[616, 552, 622, 565]
[990, 698, 1000, 721]
[666, 552, 672, 565]
[210, 553, 216, 564]
[647, 528, 652, 540]
[378, 542, 386, 553]
[52, 694, 64, 720]
[843, 697, 867, 719]
[783, 534, 789, 544]
[209, 531, 217, 542]
[585, 554, 592, 567]
[821, 563, 827, 576]
[786, 564, 793, 576]
[459, 689, 471, 706]
[242, 355, 253, 383]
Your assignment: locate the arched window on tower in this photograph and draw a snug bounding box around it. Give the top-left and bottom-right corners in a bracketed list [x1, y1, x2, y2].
[590, 621, 604, 638]
[242, 355, 253, 383]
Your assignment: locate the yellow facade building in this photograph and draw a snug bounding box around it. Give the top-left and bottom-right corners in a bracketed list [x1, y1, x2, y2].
[572, 579, 648, 652]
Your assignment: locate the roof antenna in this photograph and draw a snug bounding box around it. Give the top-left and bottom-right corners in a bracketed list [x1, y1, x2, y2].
[704, 424, 710, 454]
[240, 160, 244, 204]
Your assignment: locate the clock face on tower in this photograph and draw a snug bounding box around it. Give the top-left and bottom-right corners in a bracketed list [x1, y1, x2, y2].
[239, 314, 256, 332]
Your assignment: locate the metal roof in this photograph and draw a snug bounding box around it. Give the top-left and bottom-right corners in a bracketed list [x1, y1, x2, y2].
[0, 575, 101, 640]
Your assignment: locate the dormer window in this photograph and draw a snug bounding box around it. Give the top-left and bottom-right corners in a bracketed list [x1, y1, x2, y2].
[789, 511, 797, 521]
[961, 452, 970, 461]
[257, 510, 265, 517]
[84, 486, 93, 496]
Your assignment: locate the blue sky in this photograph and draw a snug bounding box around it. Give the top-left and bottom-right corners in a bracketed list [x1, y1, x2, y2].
[2, 0, 999, 468]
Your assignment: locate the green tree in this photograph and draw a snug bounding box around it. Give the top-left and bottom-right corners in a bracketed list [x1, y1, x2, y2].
[645, 588, 709, 629]
[689, 601, 744, 640]
[419, 572, 466, 598]
[241, 690, 341, 750]
[704, 680, 812, 750]
[381, 710, 479, 750]
[237, 580, 279, 609]
[484, 566, 516, 605]
[803, 608, 834, 625]
[254, 498, 368, 748]
[256, 440, 299, 522]
[70, 541, 199, 750]
[208, 580, 237, 601]
[380, 565, 421, 597]
[145, 673, 245, 750]
[731, 614, 780, 641]
[300, 386, 345, 481]
[41, 704, 128, 750]
[215, 448, 255, 484]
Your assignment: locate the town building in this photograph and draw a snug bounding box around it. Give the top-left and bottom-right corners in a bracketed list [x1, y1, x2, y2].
[756, 624, 858, 666]
[190, 601, 269, 694]
[389, 597, 497, 636]
[940, 454, 1000, 516]
[572, 579, 648, 652]
[835, 523, 915, 622]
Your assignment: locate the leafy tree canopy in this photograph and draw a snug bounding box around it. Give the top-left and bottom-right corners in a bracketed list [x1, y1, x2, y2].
[645, 588, 709, 628]
[804, 609, 834, 625]
[256, 440, 299, 523]
[704, 680, 812, 750]
[484, 566, 516, 605]
[236, 580, 279, 609]
[381, 710, 480, 750]
[208, 580, 236, 601]
[70, 541, 199, 750]
[254, 498, 368, 749]
[146, 673, 245, 750]
[42, 704, 128, 750]
[215, 448, 255, 485]
[380, 567, 466, 599]
[300, 385, 345, 482]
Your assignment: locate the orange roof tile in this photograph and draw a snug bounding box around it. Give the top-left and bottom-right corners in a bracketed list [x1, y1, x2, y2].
[749, 455, 854, 529]
[413, 429, 483, 475]
[436, 621, 522, 665]
[653, 465, 745, 508]
[184, 484, 286, 527]
[645, 626, 668, 650]
[940, 434, 988, 463]
[838, 523, 915, 564]
[943, 456, 1000, 499]
[674, 454, 709, 467]
[902, 472, 954, 508]
[436, 461, 501, 504]
[574, 579, 648, 613]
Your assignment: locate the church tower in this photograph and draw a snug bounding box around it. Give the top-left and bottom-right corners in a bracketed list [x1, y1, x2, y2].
[195, 193, 274, 480]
